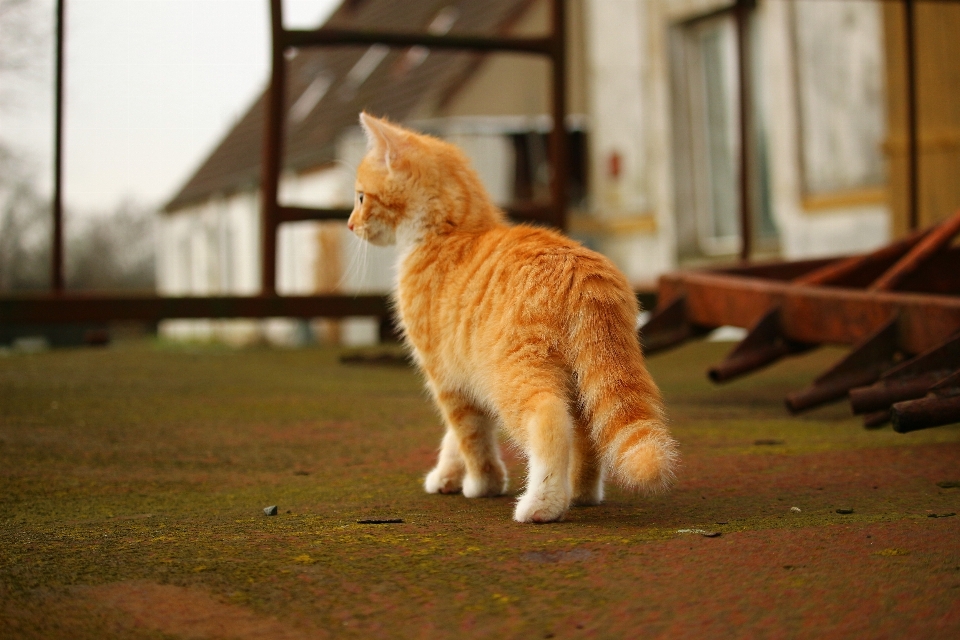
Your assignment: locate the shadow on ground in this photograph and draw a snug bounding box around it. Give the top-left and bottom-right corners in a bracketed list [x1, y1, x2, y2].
[1, 339, 958, 638]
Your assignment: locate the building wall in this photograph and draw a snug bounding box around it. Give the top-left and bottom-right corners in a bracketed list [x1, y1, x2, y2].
[652, 0, 890, 268]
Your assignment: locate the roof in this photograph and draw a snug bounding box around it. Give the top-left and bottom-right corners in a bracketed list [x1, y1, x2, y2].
[164, 0, 533, 212]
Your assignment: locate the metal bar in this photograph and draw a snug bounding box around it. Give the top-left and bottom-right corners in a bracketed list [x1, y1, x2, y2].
[278, 206, 352, 224]
[277, 204, 560, 225]
[708, 306, 814, 383]
[260, 0, 285, 296]
[904, 0, 919, 231]
[785, 314, 900, 413]
[794, 227, 929, 287]
[869, 210, 960, 291]
[641, 294, 710, 354]
[549, 0, 568, 230]
[656, 270, 960, 354]
[0, 294, 391, 324]
[735, 0, 754, 261]
[52, 0, 65, 293]
[893, 395, 960, 432]
[863, 410, 891, 429]
[283, 29, 554, 56]
[892, 369, 960, 432]
[849, 371, 948, 414]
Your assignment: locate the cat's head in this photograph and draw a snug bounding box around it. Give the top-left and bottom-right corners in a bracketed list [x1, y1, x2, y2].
[348, 112, 497, 246]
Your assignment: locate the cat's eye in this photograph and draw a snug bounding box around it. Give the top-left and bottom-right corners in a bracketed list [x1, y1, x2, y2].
[357, 192, 364, 204]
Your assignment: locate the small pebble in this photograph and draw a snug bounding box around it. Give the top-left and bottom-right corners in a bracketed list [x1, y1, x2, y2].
[790, 507, 801, 513]
[263, 505, 278, 516]
[836, 508, 854, 515]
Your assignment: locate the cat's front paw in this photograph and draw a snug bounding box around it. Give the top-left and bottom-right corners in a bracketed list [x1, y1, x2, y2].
[462, 461, 509, 498]
[424, 466, 464, 494]
[513, 490, 569, 523]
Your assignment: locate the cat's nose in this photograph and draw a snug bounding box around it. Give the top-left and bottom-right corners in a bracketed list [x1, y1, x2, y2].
[347, 221, 354, 231]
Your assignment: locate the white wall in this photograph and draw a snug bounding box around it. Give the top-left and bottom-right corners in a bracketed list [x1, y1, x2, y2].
[758, 0, 890, 259]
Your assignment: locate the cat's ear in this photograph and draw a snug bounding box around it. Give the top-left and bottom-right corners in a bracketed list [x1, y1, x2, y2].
[359, 112, 406, 171]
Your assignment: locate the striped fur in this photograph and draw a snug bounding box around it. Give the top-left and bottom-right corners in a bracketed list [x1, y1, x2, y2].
[348, 113, 678, 523]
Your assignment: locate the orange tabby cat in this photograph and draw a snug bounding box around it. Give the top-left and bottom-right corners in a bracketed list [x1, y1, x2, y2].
[348, 113, 678, 523]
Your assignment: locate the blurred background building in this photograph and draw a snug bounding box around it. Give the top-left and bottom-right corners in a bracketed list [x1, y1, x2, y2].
[12, 0, 943, 347]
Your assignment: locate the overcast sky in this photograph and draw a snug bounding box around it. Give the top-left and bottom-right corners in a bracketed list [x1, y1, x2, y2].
[1, 0, 339, 216]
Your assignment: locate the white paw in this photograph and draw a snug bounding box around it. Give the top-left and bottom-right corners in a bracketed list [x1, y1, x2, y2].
[462, 463, 508, 498]
[424, 466, 463, 494]
[513, 489, 569, 523]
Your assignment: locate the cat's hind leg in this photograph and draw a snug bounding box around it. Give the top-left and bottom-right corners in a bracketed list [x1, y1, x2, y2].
[426, 389, 507, 498]
[512, 393, 574, 523]
[571, 415, 604, 506]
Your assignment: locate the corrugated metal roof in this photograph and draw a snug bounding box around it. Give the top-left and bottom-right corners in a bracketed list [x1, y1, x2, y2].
[164, 0, 534, 212]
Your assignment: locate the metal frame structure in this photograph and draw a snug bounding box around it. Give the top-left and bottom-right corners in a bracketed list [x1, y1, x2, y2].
[3, 0, 567, 325]
[643, 210, 960, 431]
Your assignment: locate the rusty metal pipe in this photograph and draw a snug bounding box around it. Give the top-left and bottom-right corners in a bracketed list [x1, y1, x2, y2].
[863, 410, 891, 429]
[870, 210, 960, 291]
[708, 343, 795, 383]
[849, 372, 948, 415]
[892, 395, 960, 432]
[785, 370, 882, 414]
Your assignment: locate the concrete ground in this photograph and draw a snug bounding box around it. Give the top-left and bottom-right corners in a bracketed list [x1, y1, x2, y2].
[1, 337, 958, 639]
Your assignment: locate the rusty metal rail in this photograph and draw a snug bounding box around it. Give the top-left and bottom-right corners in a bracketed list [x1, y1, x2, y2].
[643, 210, 960, 431]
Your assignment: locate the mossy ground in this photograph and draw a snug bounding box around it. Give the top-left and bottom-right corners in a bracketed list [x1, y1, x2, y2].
[1, 338, 958, 638]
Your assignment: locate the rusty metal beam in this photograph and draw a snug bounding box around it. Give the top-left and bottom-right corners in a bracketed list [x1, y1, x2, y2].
[869, 210, 960, 291]
[708, 306, 814, 383]
[0, 294, 390, 325]
[640, 295, 710, 354]
[848, 329, 960, 427]
[785, 315, 900, 413]
[794, 227, 929, 288]
[277, 203, 559, 226]
[892, 369, 960, 432]
[656, 270, 960, 355]
[282, 28, 555, 56]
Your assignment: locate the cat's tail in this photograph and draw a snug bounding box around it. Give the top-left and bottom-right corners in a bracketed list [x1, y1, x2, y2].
[568, 277, 679, 494]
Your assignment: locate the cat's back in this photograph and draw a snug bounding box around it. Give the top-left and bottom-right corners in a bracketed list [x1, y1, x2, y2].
[400, 222, 634, 329]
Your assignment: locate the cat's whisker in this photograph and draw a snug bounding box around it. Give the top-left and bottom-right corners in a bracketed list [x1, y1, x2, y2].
[337, 231, 365, 293]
